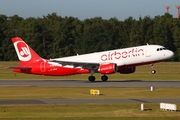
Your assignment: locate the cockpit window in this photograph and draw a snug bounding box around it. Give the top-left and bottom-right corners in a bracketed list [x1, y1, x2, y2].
[157, 47, 167, 51]
[163, 48, 167, 50]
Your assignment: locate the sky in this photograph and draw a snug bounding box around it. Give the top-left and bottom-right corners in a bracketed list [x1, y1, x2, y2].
[0, 0, 180, 20]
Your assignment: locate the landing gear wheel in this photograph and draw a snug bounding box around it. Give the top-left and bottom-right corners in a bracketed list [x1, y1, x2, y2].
[88, 76, 95, 82]
[151, 70, 156, 74]
[101, 75, 108, 82]
[150, 63, 156, 74]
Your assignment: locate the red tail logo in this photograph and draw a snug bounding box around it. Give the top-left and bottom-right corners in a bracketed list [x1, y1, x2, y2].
[12, 37, 43, 66]
[14, 40, 32, 62]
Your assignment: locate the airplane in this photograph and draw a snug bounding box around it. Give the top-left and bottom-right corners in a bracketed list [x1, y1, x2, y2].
[11, 37, 174, 82]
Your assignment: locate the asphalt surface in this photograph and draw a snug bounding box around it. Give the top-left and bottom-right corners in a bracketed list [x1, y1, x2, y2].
[0, 80, 180, 87]
[0, 80, 180, 104]
[0, 98, 180, 104]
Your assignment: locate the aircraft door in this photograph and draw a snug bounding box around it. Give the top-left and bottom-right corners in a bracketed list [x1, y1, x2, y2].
[40, 62, 46, 72]
[145, 46, 151, 57]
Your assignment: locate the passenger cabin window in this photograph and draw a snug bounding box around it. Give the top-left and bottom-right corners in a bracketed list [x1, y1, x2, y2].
[157, 48, 167, 51]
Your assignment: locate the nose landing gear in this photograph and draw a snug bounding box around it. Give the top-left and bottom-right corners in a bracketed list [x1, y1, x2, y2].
[150, 63, 156, 74]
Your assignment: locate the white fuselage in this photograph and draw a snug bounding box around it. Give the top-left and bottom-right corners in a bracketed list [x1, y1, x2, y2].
[51, 45, 174, 67]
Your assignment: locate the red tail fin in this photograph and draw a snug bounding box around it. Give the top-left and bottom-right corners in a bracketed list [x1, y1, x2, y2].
[12, 37, 43, 66]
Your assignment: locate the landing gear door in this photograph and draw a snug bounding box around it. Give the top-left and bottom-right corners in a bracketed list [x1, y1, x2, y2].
[146, 46, 151, 57]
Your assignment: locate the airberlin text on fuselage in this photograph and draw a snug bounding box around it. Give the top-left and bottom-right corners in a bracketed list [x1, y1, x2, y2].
[101, 48, 144, 61]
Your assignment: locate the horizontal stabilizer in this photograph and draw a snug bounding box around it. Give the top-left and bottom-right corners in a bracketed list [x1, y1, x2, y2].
[6, 66, 32, 70]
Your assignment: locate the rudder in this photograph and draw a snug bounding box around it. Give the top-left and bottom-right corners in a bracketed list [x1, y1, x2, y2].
[12, 37, 42, 66]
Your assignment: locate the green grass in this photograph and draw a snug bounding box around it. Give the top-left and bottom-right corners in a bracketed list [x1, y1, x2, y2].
[0, 104, 180, 119]
[0, 87, 178, 119]
[0, 61, 180, 80]
[0, 87, 179, 99]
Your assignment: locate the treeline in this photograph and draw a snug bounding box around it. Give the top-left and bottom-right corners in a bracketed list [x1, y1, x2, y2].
[0, 13, 180, 61]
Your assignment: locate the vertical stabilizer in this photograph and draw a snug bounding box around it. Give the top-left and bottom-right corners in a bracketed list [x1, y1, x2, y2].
[12, 37, 42, 66]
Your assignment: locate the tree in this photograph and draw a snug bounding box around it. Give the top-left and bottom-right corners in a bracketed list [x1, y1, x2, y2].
[172, 18, 180, 61]
[0, 15, 8, 60]
[152, 14, 174, 50]
[0, 13, 179, 61]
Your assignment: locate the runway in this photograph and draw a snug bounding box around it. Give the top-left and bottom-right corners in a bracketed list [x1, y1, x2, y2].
[0, 80, 180, 104]
[0, 80, 180, 87]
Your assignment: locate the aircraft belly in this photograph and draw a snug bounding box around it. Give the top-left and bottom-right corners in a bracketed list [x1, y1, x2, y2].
[47, 67, 79, 76]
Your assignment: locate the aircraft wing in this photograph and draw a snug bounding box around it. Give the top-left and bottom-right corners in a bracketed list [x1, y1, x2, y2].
[49, 60, 100, 69]
[49, 59, 125, 70]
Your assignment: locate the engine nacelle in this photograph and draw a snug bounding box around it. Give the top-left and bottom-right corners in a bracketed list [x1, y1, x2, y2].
[99, 63, 118, 74]
[118, 66, 136, 74]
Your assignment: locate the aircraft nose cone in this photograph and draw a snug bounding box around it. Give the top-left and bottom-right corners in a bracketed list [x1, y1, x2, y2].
[168, 50, 174, 59]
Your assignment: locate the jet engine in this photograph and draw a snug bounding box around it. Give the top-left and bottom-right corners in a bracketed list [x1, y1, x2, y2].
[99, 63, 118, 74]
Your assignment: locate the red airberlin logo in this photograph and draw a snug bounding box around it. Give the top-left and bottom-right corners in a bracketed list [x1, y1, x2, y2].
[14, 41, 32, 61]
[19, 47, 29, 57]
[101, 48, 144, 61]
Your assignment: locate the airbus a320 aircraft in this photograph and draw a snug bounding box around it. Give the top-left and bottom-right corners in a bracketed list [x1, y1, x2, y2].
[11, 37, 174, 82]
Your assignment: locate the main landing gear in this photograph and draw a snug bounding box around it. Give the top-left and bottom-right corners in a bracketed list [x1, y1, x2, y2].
[150, 63, 156, 74]
[88, 70, 96, 82]
[88, 76, 95, 82]
[88, 75, 108, 82]
[88, 70, 108, 82]
[101, 75, 108, 82]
